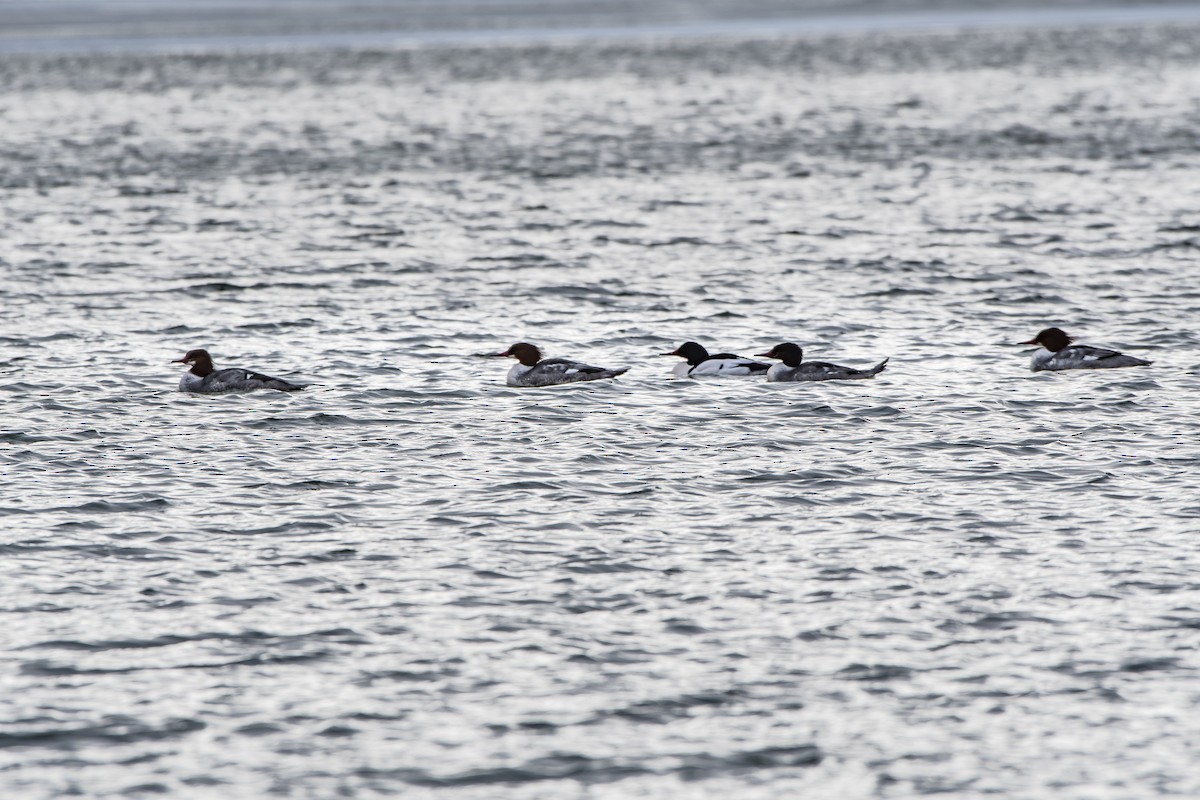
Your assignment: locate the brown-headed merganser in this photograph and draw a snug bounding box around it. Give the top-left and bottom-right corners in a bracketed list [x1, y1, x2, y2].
[493, 343, 628, 387]
[173, 349, 303, 393]
[1020, 328, 1151, 372]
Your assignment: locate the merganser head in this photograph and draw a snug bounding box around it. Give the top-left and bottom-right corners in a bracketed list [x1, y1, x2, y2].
[660, 341, 710, 365]
[494, 342, 543, 366]
[755, 342, 803, 368]
[1020, 328, 1073, 352]
[172, 348, 215, 376]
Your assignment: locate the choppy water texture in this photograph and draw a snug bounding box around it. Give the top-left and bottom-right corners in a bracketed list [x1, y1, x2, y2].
[3, 17, 1200, 800]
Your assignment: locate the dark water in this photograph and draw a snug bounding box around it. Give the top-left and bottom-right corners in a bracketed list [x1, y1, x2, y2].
[3, 14, 1200, 800]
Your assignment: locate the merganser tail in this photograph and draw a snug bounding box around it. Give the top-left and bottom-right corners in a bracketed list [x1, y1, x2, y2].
[859, 358, 889, 378]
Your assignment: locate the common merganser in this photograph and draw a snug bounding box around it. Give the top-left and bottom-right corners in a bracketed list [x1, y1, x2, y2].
[755, 342, 888, 382]
[661, 341, 770, 378]
[493, 342, 628, 387]
[1021, 328, 1151, 372]
[173, 349, 303, 393]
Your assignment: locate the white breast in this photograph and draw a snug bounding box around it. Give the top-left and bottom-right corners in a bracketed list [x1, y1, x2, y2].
[179, 372, 204, 392]
[671, 362, 693, 378]
[1029, 349, 1054, 372]
[506, 364, 534, 386]
[766, 363, 791, 382]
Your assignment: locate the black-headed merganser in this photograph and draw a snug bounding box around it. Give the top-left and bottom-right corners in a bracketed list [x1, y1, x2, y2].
[661, 341, 770, 378]
[173, 349, 303, 393]
[1021, 328, 1151, 372]
[755, 342, 888, 382]
[493, 343, 628, 387]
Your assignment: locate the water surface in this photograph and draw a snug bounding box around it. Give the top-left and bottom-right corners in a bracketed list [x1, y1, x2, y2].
[2, 18, 1200, 799]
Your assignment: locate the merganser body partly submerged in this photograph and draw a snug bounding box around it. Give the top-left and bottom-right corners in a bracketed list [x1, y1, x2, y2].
[661, 341, 770, 378]
[494, 342, 628, 387]
[1021, 328, 1152, 372]
[173, 349, 304, 393]
[756, 342, 888, 382]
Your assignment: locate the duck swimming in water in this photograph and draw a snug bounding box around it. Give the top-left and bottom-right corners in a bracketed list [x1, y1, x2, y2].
[755, 342, 888, 382]
[173, 349, 304, 393]
[661, 341, 770, 378]
[1020, 328, 1151, 372]
[493, 343, 628, 387]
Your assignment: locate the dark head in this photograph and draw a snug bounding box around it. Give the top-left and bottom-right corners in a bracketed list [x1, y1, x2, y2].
[755, 342, 803, 368]
[1020, 327, 1072, 352]
[493, 342, 543, 366]
[172, 348, 215, 376]
[660, 341, 710, 365]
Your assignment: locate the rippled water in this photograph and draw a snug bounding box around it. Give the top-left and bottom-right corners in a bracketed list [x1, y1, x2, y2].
[3, 19, 1200, 799]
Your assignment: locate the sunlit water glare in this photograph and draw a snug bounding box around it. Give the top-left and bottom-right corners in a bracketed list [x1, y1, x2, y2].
[2, 21, 1200, 799]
